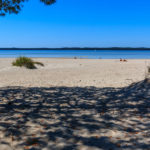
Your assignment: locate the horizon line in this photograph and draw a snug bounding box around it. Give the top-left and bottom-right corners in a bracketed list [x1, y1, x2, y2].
[1, 47, 150, 50]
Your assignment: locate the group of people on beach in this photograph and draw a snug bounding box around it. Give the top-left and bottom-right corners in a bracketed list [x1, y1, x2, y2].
[120, 58, 127, 62]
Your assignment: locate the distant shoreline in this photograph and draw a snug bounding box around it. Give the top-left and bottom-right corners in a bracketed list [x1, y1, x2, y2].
[1, 47, 150, 50]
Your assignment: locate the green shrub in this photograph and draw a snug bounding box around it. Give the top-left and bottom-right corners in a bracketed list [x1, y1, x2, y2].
[12, 57, 44, 69]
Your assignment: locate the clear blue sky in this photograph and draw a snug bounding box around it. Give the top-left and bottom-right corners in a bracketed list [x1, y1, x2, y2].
[0, 0, 150, 48]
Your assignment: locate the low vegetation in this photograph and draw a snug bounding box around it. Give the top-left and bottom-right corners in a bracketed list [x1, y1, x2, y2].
[12, 57, 44, 69]
[147, 66, 150, 73]
[144, 66, 150, 82]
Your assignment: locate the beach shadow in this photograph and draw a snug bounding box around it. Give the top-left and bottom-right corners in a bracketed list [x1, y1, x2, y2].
[0, 80, 150, 149]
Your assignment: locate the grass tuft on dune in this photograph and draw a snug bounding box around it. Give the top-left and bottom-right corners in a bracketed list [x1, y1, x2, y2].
[12, 57, 44, 69]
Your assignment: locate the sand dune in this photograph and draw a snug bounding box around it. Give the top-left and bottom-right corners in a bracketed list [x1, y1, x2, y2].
[0, 58, 150, 150]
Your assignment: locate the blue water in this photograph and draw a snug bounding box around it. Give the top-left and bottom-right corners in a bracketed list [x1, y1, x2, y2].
[0, 50, 150, 59]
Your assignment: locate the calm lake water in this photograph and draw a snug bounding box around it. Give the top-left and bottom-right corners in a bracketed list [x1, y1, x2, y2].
[1, 50, 150, 59]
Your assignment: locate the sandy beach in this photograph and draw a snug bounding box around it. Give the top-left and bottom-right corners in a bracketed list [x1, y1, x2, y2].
[0, 58, 150, 150]
[0, 58, 149, 88]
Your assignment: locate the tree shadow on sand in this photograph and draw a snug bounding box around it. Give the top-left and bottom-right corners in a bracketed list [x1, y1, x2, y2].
[0, 80, 150, 150]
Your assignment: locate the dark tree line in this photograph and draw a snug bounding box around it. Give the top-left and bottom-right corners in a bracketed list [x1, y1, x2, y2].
[0, 0, 56, 16]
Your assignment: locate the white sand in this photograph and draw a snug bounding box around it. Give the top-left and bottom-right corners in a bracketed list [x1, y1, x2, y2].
[0, 58, 149, 87]
[0, 58, 150, 150]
